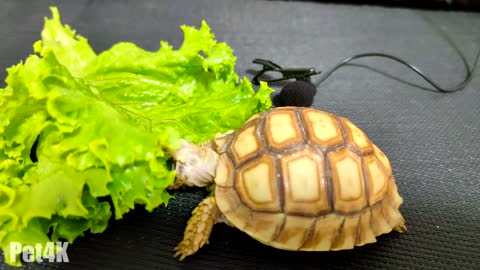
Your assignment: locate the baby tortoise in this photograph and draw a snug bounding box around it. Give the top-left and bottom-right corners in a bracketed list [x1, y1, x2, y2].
[169, 106, 406, 260]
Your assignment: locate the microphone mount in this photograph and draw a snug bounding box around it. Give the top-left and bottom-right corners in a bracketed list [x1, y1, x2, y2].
[251, 59, 321, 85]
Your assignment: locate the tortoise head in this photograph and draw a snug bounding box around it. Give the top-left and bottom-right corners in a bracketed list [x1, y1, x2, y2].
[168, 139, 219, 189]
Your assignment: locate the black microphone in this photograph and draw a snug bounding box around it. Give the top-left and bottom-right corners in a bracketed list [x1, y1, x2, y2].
[251, 59, 319, 107]
[276, 80, 317, 107]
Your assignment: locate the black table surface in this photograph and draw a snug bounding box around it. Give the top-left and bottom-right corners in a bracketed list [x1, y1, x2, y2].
[1, 1, 479, 269]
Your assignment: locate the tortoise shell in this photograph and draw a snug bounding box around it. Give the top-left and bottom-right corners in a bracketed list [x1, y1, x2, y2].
[214, 107, 405, 251]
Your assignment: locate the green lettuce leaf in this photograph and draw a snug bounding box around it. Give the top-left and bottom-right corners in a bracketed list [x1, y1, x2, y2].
[0, 7, 272, 266]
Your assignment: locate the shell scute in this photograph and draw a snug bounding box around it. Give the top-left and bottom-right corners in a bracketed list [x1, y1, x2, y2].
[234, 154, 281, 213]
[229, 121, 263, 165]
[301, 108, 344, 149]
[328, 148, 368, 213]
[280, 147, 331, 216]
[340, 117, 374, 155]
[264, 110, 304, 151]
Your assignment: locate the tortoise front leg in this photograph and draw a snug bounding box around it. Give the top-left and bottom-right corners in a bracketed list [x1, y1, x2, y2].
[174, 196, 222, 260]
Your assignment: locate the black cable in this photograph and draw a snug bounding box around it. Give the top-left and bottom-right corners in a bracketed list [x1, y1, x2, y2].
[313, 50, 480, 92]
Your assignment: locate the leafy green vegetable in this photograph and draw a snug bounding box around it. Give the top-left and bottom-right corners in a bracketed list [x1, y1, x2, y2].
[0, 7, 272, 265]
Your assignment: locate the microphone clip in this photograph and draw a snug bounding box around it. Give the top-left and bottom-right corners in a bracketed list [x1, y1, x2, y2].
[251, 59, 320, 85]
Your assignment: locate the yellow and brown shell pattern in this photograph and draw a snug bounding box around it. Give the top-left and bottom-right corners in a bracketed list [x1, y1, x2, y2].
[215, 107, 405, 251]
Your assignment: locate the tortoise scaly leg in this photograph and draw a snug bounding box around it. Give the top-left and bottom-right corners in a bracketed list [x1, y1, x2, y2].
[175, 196, 221, 260]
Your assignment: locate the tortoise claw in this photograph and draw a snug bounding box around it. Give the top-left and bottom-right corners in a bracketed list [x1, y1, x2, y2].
[394, 217, 407, 233]
[173, 249, 187, 261]
[174, 242, 195, 261]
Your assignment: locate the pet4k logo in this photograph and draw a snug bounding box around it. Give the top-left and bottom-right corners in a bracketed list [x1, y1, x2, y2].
[9, 242, 69, 263]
